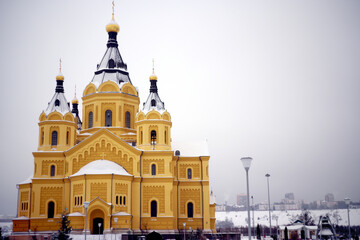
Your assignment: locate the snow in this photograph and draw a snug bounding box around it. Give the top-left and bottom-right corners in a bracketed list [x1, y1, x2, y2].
[216, 209, 360, 227]
[71, 160, 132, 177]
[172, 139, 210, 157]
[17, 175, 33, 185]
[142, 92, 166, 115]
[44, 92, 71, 116]
[68, 212, 84, 217]
[113, 211, 131, 216]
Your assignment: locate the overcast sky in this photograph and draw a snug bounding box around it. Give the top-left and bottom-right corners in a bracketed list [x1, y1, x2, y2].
[0, 1, 360, 215]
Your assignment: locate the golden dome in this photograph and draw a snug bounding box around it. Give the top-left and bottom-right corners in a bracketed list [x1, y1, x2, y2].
[106, 19, 120, 33]
[150, 73, 158, 81]
[56, 73, 64, 81]
[72, 97, 79, 104]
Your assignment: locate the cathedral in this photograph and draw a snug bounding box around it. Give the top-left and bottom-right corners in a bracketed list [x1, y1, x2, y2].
[12, 9, 216, 237]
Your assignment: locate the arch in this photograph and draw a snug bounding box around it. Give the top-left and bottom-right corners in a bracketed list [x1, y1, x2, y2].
[50, 165, 56, 177]
[162, 112, 171, 121]
[55, 99, 60, 106]
[98, 80, 120, 92]
[105, 110, 112, 127]
[90, 209, 105, 234]
[121, 83, 138, 96]
[187, 202, 194, 218]
[146, 231, 163, 240]
[151, 99, 156, 107]
[48, 201, 55, 218]
[83, 83, 97, 96]
[187, 168, 192, 179]
[151, 130, 157, 144]
[48, 112, 63, 120]
[136, 112, 145, 121]
[39, 112, 46, 121]
[125, 111, 131, 128]
[51, 131, 58, 146]
[146, 111, 161, 120]
[151, 164, 156, 176]
[88, 111, 93, 128]
[151, 200, 157, 217]
[108, 59, 115, 68]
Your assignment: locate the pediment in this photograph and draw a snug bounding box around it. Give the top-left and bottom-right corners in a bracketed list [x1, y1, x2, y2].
[65, 129, 141, 176]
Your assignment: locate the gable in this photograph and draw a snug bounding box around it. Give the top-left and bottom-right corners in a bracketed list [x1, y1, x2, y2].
[65, 129, 141, 176]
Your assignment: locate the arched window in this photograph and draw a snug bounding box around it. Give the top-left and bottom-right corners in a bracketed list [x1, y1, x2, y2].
[48, 201, 55, 218]
[141, 131, 143, 144]
[88, 112, 93, 128]
[164, 131, 167, 144]
[116, 196, 118, 205]
[51, 131, 58, 146]
[108, 59, 115, 68]
[50, 165, 56, 177]
[151, 164, 156, 176]
[55, 99, 60, 106]
[151, 200, 157, 217]
[105, 110, 112, 127]
[120, 196, 122, 205]
[123, 196, 126, 205]
[187, 202, 194, 218]
[41, 132, 44, 145]
[187, 168, 192, 179]
[151, 130, 157, 144]
[80, 196, 82, 205]
[151, 99, 156, 107]
[66, 131, 69, 145]
[125, 111, 131, 128]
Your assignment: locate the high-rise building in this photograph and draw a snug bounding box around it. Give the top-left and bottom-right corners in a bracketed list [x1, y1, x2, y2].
[236, 194, 247, 206]
[12, 10, 216, 237]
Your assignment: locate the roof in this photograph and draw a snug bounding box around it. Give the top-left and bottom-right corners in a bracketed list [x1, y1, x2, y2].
[18, 176, 33, 185]
[172, 140, 210, 157]
[70, 160, 132, 177]
[142, 92, 166, 115]
[44, 92, 71, 116]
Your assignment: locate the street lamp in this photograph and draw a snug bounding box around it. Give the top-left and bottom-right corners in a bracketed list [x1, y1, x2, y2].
[183, 222, 186, 240]
[114, 217, 118, 240]
[83, 201, 90, 240]
[265, 173, 272, 237]
[273, 215, 279, 240]
[98, 222, 102, 240]
[241, 157, 253, 240]
[252, 196, 255, 238]
[344, 198, 351, 240]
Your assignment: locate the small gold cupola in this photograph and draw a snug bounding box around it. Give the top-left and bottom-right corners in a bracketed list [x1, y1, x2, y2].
[106, 1, 120, 33]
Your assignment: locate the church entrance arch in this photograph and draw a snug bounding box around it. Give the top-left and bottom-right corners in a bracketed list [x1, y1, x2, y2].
[90, 209, 105, 234]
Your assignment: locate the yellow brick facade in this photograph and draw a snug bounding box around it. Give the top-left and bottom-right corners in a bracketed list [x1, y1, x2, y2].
[13, 14, 216, 236]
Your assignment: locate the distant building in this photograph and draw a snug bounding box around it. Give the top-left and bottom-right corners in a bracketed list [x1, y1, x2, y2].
[285, 193, 295, 201]
[325, 193, 335, 202]
[237, 194, 247, 206]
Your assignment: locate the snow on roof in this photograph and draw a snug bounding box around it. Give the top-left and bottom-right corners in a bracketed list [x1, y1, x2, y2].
[171, 140, 210, 157]
[112, 211, 131, 216]
[318, 229, 333, 236]
[142, 92, 166, 115]
[71, 160, 132, 177]
[44, 92, 71, 116]
[18, 176, 33, 185]
[67, 212, 84, 217]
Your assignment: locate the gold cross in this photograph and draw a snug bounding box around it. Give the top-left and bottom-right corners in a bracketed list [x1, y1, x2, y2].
[152, 58, 155, 74]
[74, 85, 77, 98]
[100, 152, 106, 159]
[59, 58, 62, 72]
[112, 1, 115, 20]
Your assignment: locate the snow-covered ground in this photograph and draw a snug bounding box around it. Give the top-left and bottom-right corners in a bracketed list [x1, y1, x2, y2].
[216, 209, 360, 227]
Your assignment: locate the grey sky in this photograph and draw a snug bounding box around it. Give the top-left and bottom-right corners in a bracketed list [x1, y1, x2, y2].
[0, 1, 360, 214]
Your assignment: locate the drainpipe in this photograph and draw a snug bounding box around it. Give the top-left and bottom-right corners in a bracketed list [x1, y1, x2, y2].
[139, 151, 144, 230]
[16, 185, 19, 218]
[68, 177, 71, 213]
[111, 173, 114, 229]
[131, 176, 133, 230]
[29, 183, 32, 230]
[84, 174, 87, 201]
[200, 156, 204, 230]
[176, 156, 180, 231]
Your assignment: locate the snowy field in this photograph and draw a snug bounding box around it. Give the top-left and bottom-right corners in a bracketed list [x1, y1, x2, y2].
[216, 209, 360, 227]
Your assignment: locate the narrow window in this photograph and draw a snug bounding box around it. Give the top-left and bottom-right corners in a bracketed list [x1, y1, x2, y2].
[141, 131, 143, 144]
[80, 196, 82, 205]
[108, 59, 115, 68]
[55, 99, 60, 106]
[75, 197, 78, 206]
[164, 131, 167, 144]
[120, 196, 122, 205]
[41, 132, 44, 145]
[51, 131, 58, 146]
[151, 200, 157, 217]
[48, 201, 55, 218]
[151, 130, 157, 144]
[105, 110, 112, 127]
[50, 165, 56, 177]
[66, 131, 69, 145]
[187, 202, 194, 218]
[125, 111, 131, 128]
[123, 196, 126, 205]
[187, 168, 192, 179]
[151, 99, 156, 107]
[116, 196, 118, 205]
[88, 112, 93, 128]
[151, 164, 156, 176]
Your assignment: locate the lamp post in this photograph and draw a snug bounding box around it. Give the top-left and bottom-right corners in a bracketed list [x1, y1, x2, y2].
[83, 201, 90, 240]
[344, 198, 351, 240]
[265, 173, 272, 237]
[114, 217, 118, 240]
[273, 215, 279, 240]
[98, 222, 102, 240]
[183, 222, 186, 240]
[252, 196, 255, 238]
[241, 157, 253, 240]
